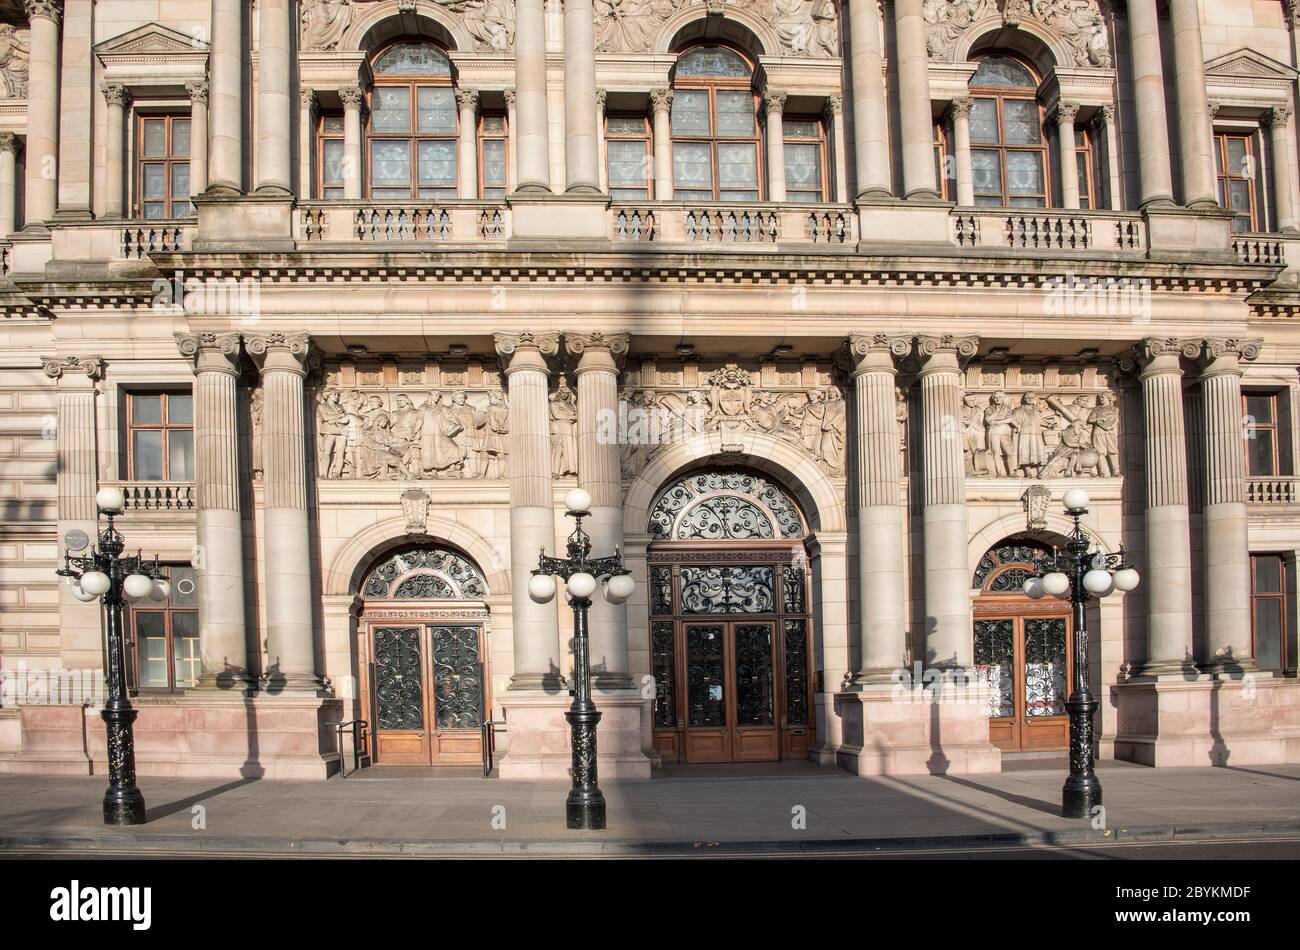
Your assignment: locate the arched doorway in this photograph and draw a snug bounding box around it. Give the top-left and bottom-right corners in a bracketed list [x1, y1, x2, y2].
[971, 539, 1072, 752]
[357, 544, 490, 765]
[647, 468, 814, 764]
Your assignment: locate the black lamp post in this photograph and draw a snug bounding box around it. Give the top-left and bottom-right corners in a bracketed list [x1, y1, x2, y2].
[527, 487, 635, 831]
[1021, 487, 1140, 819]
[56, 486, 169, 826]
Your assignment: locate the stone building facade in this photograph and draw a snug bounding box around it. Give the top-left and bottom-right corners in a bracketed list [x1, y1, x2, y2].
[0, 0, 1298, 779]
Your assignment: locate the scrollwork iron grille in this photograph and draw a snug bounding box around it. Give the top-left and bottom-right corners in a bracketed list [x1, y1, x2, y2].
[374, 627, 425, 731]
[363, 546, 488, 600]
[431, 625, 484, 729]
[973, 619, 1015, 719]
[783, 619, 810, 726]
[734, 624, 775, 726]
[686, 625, 726, 727]
[972, 540, 1053, 592]
[680, 565, 775, 614]
[651, 621, 677, 728]
[648, 469, 807, 541]
[650, 566, 673, 615]
[1024, 617, 1068, 718]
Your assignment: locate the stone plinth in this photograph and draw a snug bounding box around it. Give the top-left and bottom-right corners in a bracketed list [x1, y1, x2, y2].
[193, 193, 295, 250]
[496, 691, 651, 779]
[507, 193, 610, 242]
[1113, 676, 1300, 767]
[0, 705, 92, 774]
[834, 684, 1002, 776]
[855, 200, 953, 247]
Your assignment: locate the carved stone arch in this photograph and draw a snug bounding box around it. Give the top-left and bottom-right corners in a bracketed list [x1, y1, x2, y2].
[656, 9, 776, 61]
[953, 16, 1074, 74]
[967, 511, 1115, 582]
[341, 2, 471, 55]
[324, 514, 509, 598]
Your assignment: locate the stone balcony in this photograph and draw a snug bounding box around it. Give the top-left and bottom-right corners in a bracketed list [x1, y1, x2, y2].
[950, 208, 1147, 255]
[295, 200, 509, 245]
[610, 202, 857, 246]
[1247, 476, 1299, 506]
[100, 480, 196, 513]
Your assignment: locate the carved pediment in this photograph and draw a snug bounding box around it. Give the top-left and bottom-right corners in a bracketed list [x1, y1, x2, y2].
[94, 23, 210, 57]
[1204, 48, 1298, 82]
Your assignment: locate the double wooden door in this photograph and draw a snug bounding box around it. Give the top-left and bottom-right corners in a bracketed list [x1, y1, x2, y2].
[679, 620, 783, 762]
[363, 619, 487, 765]
[973, 611, 1072, 752]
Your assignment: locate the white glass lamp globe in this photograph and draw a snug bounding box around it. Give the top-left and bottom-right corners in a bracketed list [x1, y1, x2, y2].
[527, 573, 556, 604]
[149, 579, 171, 602]
[1062, 488, 1090, 513]
[1041, 572, 1071, 598]
[564, 488, 592, 514]
[123, 573, 154, 601]
[1112, 568, 1140, 592]
[605, 573, 635, 604]
[567, 571, 597, 599]
[1022, 576, 1046, 600]
[71, 583, 99, 603]
[95, 486, 126, 514]
[79, 570, 111, 596]
[1083, 568, 1116, 596]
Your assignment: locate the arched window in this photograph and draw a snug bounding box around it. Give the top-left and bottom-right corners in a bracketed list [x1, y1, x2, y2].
[671, 46, 761, 202]
[648, 469, 806, 541]
[362, 545, 488, 600]
[968, 54, 1049, 207]
[367, 41, 458, 200]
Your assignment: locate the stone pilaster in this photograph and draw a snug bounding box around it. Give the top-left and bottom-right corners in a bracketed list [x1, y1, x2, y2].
[22, 0, 62, 226]
[951, 98, 974, 206]
[1197, 338, 1263, 674]
[245, 333, 319, 693]
[892, 0, 939, 200]
[255, 0, 293, 194]
[55, 0, 92, 219]
[340, 86, 364, 201]
[847, 0, 890, 199]
[650, 89, 674, 200]
[1134, 338, 1199, 676]
[562, 0, 600, 194]
[847, 333, 912, 683]
[1055, 103, 1081, 210]
[456, 89, 480, 198]
[1266, 106, 1297, 233]
[495, 331, 563, 690]
[763, 92, 787, 203]
[0, 133, 18, 235]
[208, 0, 243, 194]
[1099, 105, 1123, 211]
[513, 0, 551, 192]
[1126, 0, 1174, 207]
[917, 334, 978, 670]
[825, 94, 848, 202]
[177, 333, 254, 690]
[567, 331, 632, 689]
[298, 88, 316, 199]
[102, 85, 130, 220]
[187, 81, 210, 198]
[1167, 0, 1217, 208]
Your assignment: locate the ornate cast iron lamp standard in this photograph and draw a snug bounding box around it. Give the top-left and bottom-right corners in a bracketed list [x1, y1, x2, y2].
[527, 488, 635, 831]
[1021, 487, 1139, 819]
[55, 487, 170, 826]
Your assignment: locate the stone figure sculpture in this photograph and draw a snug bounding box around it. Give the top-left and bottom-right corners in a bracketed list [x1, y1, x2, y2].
[300, 0, 354, 52]
[549, 379, 579, 477]
[0, 25, 29, 99]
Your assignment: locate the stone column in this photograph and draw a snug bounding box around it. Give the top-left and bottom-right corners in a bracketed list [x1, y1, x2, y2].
[562, 0, 600, 193]
[495, 332, 564, 690]
[177, 333, 253, 689]
[22, 0, 62, 226]
[892, 0, 939, 200]
[41, 355, 103, 670]
[340, 86, 364, 201]
[917, 334, 978, 670]
[826, 94, 848, 202]
[1099, 105, 1123, 211]
[457, 89, 480, 198]
[1266, 106, 1297, 233]
[1198, 338, 1263, 673]
[208, 0, 243, 194]
[1167, 0, 1217, 208]
[188, 81, 210, 198]
[55, 0, 92, 218]
[513, 0, 551, 192]
[567, 332, 632, 689]
[847, 0, 890, 198]
[650, 89, 674, 201]
[0, 134, 18, 235]
[596, 89, 609, 193]
[505, 90, 519, 190]
[255, 0, 292, 193]
[764, 92, 787, 202]
[297, 88, 315, 200]
[848, 334, 912, 682]
[1127, 0, 1174, 207]
[245, 333, 319, 692]
[102, 85, 130, 220]
[951, 97, 974, 206]
[1134, 338, 1198, 676]
[1056, 102, 1081, 210]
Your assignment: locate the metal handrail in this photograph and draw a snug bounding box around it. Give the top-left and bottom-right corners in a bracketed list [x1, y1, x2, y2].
[481, 717, 497, 778]
[334, 719, 369, 778]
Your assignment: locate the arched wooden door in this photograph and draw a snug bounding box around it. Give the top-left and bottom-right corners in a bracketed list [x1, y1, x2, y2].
[646, 469, 816, 764]
[357, 545, 491, 766]
[971, 540, 1073, 752]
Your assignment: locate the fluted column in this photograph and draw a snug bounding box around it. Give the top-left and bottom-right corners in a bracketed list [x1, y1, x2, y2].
[951, 98, 974, 206]
[496, 332, 564, 690]
[1168, 0, 1217, 208]
[246, 333, 319, 692]
[255, 0, 292, 193]
[917, 335, 978, 670]
[1135, 338, 1197, 676]
[208, 0, 243, 193]
[1127, 0, 1174, 206]
[849, 334, 912, 682]
[650, 89, 674, 200]
[1099, 105, 1123, 211]
[847, 0, 890, 198]
[1056, 102, 1081, 209]
[562, 0, 600, 193]
[188, 81, 210, 198]
[340, 86, 364, 200]
[22, 0, 61, 226]
[177, 333, 253, 689]
[568, 332, 631, 689]
[893, 0, 939, 199]
[763, 92, 787, 202]
[457, 89, 480, 198]
[1198, 338, 1262, 673]
[513, 0, 551, 192]
[102, 85, 130, 219]
[0, 134, 18, 235]
[1267, 106, 1297, 232]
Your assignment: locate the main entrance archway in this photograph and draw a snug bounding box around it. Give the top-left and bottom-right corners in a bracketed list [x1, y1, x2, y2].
[358, 544, 491, 765]
[647, 469, 815, 764]
[971, 539, 1072, 752]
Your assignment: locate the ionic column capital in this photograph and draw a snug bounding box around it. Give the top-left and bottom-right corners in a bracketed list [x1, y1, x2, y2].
[847, 332, 912, 374]
[916, 334, 978, 373]
[1129, 336, 1199, 376]
[495, 330, 560, 374]
[565, 330, 629, 365]
[41, 355, 103, 382]
[176, 332, 242, 376]
[649, 88, 673, 113]
[1197, 337, 1263, 377]
[245, 332, 316, 377]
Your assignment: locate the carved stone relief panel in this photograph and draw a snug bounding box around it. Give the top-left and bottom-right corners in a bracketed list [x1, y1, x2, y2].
[594, 0, 839, 58]
[923, 0, 1112, 68]
[300, 0, 515, 53]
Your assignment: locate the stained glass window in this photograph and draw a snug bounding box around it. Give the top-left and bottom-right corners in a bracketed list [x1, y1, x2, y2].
[367, 41, 459, 200]
[671, 46, 761, 201]
[968, 54, 1052, 208]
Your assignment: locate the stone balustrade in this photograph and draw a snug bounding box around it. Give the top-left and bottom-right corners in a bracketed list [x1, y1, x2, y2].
[102, 480, 197, 512]
[121, 223, 194, 259]
[1247, 476, 1299, 505]
[295, 201, 510, 244]
[610, 203, 856, 245]
[1234, 235, 1287, 266]
[950, 208, 1146, 254]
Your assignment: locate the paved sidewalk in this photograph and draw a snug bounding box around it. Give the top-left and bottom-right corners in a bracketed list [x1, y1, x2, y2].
[1, 760, 1298, 856]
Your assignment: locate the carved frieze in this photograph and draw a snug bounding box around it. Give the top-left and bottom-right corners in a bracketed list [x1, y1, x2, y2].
[593, 0, 839, 58]
[923, 0, 1112, 68]
[299, 0, 516, 53]
[0, 23, 29, 99]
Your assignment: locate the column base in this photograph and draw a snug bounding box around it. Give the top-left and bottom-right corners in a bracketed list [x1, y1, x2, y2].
[259, 672, 327, 696]
[593, 672, 636, 691]
[508, 672, 567, 692]
[1133, 658, 1200, 678]
[852, 667, 902, 686]
[833, 684, 1002, 776]
[1198, 655, 1261, 676]
[496, 692, 651, 779]
[196, 670, 258, 692]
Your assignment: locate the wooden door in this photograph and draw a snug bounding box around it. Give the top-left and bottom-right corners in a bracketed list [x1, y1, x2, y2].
[426, 623, 487, 764]
[682, 621, 780, 763]
[974, 613, 1071, 752]
[371, 625, 432, 764]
